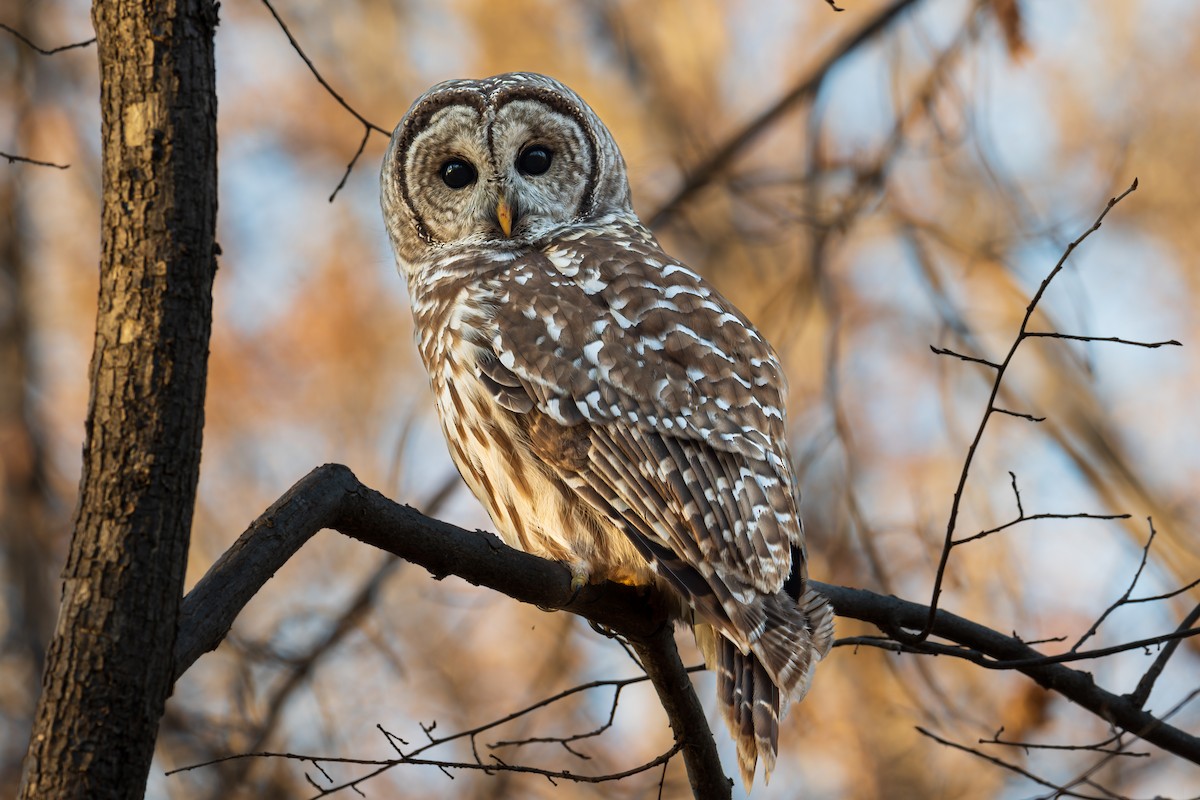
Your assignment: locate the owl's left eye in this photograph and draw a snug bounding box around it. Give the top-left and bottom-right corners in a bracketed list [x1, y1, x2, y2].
[517, 145, 553, 176]
[440, 158, 477, 189]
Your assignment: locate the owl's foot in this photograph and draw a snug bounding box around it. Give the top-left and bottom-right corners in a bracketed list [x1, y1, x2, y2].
[565, 562, 590, 606]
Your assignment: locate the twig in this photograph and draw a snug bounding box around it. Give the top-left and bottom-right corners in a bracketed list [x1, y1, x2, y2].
[257, 0, 389, 201]
[1024, 332, 1182, 349]
[1071, 517, 1157, 652]
[916, 728, 1114, 800]
[0, 22, 95, 55]
[953, 512, 1129, 546]
[981, 727, 1147, 758]
[1, 150, 69, 170]
[992, 406, 1045, 422]
[168, 742, 685, 798]
[930, 345, 1000, 369]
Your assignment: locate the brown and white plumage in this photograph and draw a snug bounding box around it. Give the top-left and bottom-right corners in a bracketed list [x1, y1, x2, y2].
[381, 72, 833, 790]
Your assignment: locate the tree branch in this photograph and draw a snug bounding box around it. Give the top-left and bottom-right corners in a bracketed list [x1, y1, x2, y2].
[176, 463, 1200, 788]
[647, 0, 923, 228]
[818, 584, 1200, 764]
[175, 464, 727, 797]
[0, 22, 95, 55]
[923, 178, 1141, 638]
[0, 151, 70, 169]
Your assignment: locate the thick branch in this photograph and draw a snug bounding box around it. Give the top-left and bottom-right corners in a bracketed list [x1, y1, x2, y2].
[631, 627, 731, 799]
[815, 584, 1200, 764]
[176, 464, 723, 795]
[175, 464, 668, 678]
[177, 464, 1200, 783]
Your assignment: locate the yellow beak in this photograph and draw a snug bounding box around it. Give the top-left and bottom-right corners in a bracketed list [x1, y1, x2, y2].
[496, 198, 513, 238]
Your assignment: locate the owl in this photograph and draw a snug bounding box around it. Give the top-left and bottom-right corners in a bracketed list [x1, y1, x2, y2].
[380, 72, 833, 791]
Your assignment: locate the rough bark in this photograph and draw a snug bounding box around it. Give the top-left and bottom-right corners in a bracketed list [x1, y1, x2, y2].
[18, 1, 219, 798]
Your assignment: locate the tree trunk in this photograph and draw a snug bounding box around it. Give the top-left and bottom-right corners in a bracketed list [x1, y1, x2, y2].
[18, 2, 219, 798]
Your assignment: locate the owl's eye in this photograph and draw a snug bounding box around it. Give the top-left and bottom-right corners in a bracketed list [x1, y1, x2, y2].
[439, 159, 477, 190]
[517, 145, 552, 176]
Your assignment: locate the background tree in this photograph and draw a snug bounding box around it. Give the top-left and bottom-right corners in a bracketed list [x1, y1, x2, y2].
[3, 0, 1198, 798]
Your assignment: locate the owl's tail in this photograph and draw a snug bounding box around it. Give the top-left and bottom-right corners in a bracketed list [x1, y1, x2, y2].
[699, 586, 834, 791]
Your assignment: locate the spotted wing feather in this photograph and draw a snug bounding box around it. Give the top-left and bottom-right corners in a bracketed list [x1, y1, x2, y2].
[476, 222, 832, 787]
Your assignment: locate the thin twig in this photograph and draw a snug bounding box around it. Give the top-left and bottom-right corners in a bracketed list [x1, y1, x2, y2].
[916, 727, 1115, 800]
[930, 345, 1000, 369]
[981, 727, 1146, 758]
[1024, 332, 1182, 349]
[1, 151, 69, 170]
[954, 512, 1130, 546]
[992, 406, 1045, 422]
[1071, 517, 1157, 652]
[168, 742, 685, 798]
[257, 0, 389, 201]
[0, 22, 95, 55]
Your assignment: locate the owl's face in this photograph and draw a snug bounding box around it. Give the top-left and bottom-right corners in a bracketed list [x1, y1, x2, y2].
[381, 73, 632, 270]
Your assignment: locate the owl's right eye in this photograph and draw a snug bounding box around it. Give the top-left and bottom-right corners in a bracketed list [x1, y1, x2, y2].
[439, 159, 477, 190]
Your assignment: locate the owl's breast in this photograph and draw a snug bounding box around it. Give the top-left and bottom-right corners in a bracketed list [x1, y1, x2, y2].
[416, 281, 651, 586]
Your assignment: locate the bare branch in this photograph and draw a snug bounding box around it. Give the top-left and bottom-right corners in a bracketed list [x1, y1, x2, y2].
[647, 0, 922, 227]
[992, 406, 1045, 423]
[916, 728, 1114, 799]
[930, 344, 1000, 369]
[175, 465, 1200, 770]
[818, 583, 1200, 763]
[1, 150, 69, 170]
[923, 179, 1141, 639]
[1025, 332, 1182, 349]
[980, 727, 1148, 758]
[175, 464, 728, 797]
[1009, 471, 1024, 517]
[1127, 601, 1200, 708]
[256, 0, 389, 201]
[953, 512, 1130, 546]
[0, 22, 95, 55]
[169, 743, 685, 797]
[1072, 518, 1158, 652]
[328, 127, 371, 203]
[630, 625, 730, 798]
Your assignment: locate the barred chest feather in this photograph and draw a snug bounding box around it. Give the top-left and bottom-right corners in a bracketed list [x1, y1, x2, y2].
[408, 256, 656, 588]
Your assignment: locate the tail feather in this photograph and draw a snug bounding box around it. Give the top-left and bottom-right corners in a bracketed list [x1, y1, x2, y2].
[706, 584, 834, 790]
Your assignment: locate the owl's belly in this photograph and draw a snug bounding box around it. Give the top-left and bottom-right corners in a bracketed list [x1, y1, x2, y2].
[430, 345, 653, 588]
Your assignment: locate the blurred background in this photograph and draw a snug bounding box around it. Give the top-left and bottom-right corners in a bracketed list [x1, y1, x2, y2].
[2, 0, 1199, 797]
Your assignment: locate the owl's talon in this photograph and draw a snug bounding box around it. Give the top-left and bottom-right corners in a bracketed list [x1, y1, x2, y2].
[565, 566, 589, 606]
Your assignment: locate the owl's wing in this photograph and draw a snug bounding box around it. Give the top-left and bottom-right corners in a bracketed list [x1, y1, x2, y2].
[480, 237, 803, 639]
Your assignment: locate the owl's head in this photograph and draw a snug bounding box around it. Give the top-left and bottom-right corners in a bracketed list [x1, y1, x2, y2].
[381, 72, 632, 269]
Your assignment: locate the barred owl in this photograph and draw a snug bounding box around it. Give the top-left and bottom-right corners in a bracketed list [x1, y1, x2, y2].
[380, 72, 833, 790]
